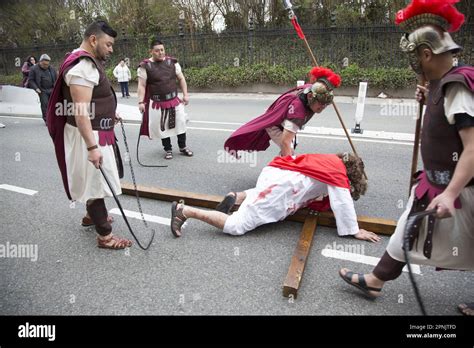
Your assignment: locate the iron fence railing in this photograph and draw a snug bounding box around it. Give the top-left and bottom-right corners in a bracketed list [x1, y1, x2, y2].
[1, 24, 472, 77]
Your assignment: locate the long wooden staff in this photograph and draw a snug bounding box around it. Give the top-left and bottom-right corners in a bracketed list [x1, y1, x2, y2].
[409, 77, 426, 195]
[283, 0, 366, 179]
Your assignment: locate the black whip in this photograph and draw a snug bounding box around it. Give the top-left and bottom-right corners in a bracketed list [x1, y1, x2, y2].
[403, 208, 437, 315]
[99, 165, 155, 250]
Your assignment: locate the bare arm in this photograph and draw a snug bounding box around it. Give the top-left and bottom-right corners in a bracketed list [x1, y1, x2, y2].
[280, 129, 295, 157]
[137, 77, 146, 113]
[428, 126, 474, 217]
[177, 72, 189, 105]
[70, 84, 102, 168]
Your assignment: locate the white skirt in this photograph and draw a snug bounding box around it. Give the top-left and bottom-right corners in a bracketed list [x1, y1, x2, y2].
[223, 166, 327, 236]
[148, 102, 187, 139]
[387, 185, 474, 271]
[64, 123, 122, 204]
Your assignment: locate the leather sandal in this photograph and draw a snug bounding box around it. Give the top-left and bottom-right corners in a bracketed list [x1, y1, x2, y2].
[97, 234, 132, 249]
[171, 200, 187, 238]
[216, 192, 237, 214]
[164, 151, 173, 160]
[179, 147, 193, 157]
[339, 268, 382, 299]
[458, 302, 474, 316]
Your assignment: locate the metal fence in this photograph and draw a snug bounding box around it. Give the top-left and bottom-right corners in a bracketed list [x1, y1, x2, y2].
[1, 23, 472, 76]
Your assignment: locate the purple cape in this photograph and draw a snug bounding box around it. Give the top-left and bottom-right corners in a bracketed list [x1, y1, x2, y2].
[224, 84, 314, 154]
[46, 50, 101, 200]
[448, 66, 474, 90]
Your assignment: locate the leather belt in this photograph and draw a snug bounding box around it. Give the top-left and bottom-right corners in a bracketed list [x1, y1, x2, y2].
[152, 91, 177, 102]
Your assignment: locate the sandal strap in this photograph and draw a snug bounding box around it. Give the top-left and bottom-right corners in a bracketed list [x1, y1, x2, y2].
[98, 235, 131, 248]
[345, 271, 381, 292]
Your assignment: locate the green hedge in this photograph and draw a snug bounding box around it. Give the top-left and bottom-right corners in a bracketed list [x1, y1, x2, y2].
[1, 64, 415, 90]
[184, 63, 416, 90]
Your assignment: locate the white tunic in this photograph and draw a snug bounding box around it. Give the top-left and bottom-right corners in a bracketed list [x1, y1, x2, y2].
[63, 49, 121, 204]
[266, 119, 300, 151]
[137, 61, 188, 139]
[386, 82, 474, 270]
[223, 166, 359, 236]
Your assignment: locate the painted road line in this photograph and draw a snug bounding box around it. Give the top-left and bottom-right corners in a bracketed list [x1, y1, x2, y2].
[0, 115, 414, 146]
[109, 208, 171, 226]
[0, 184, 38, 196]
[321, 248, 422, 275]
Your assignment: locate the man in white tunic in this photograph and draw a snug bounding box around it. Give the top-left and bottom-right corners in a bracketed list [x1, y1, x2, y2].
[137, 38, 193, 160]
[47, 21, 132, 250]
[338, 0, 474, 315]
[170, 153, 380, 243]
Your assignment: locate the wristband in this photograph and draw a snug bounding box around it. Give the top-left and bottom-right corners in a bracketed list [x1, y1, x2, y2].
[87, 145, 98, 151]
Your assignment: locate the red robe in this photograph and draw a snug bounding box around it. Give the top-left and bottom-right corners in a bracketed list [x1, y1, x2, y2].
[268, 154, 351, 212]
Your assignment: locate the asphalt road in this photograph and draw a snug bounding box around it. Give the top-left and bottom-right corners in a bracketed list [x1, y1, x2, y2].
[0, 96, 472, 316]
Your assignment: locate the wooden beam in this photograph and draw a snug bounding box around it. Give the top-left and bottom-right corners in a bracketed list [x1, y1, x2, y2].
[121, 182, 397, 235]
[282, 212, 318, 299]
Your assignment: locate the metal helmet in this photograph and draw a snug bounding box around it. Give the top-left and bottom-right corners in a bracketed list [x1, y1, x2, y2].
[395, 0, 465, 74]
[399, 25, 462, 74]
[306, 67, 341, 105]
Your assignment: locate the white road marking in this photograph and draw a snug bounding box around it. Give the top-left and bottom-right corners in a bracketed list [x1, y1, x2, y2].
[109, 208, 170, 226]
[322, 248, 422, 275]
[0, 184, 38, 196]
[185, 126, 414, 146]
[190, 120, 243, 126]
[0, 115, 414, 146]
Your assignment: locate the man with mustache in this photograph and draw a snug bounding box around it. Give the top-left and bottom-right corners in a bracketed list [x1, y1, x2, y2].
[47, 20, 131, 250]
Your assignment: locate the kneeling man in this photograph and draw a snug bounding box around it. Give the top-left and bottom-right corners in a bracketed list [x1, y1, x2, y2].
[170, 153, 380, 243]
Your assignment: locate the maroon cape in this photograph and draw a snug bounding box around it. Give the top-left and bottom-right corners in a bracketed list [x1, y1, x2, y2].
[224, 84, 314, 154]
[46, 50, 110, 200]
[445, 66, 474, 90]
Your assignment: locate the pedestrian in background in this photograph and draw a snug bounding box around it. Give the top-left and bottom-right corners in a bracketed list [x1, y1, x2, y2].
[21, 56, 36, 87]
[113, 58, 131, 98]
[28, 54, 57, 124]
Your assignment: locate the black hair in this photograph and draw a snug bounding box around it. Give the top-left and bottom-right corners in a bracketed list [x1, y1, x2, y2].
[25, 56, 37, 65]
[150, 38, 164, 49]
[84, 20, 117, 39]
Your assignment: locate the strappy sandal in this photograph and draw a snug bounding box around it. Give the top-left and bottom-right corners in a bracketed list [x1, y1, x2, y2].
[82, 215, 114, 227]
[179, 147, 193, 157]
[339, 268, 382, 299]
[458, 302, 474, 316]
[171, 200, 187, 238]
[215, 192, 237, 214]
[164, 151, 173, 160]
[97, 234, 132, 249]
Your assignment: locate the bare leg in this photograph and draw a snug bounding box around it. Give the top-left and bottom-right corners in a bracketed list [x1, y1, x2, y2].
[182, 204, 229, 230]
[235, 191, 246, 205]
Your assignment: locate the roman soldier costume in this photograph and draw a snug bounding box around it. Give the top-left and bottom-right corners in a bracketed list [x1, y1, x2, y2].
[137, 55, 193, 160]
[47, 49, 124, 240]
[380, 0, 474, 273]
[224, 67, 341, 155]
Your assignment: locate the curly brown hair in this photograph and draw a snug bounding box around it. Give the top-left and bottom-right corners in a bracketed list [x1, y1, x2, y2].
[336, 152, 368, 201]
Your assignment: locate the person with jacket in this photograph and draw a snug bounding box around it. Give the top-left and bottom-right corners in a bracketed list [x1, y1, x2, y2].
[21, 56, 36, 88]
[28, 54, 57, 124]
[113, 58, 131, 98]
